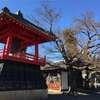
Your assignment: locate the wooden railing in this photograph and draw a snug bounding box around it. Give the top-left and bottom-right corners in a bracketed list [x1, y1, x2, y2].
[0, 49, 3, 54]
[0, 49, 4, 58]
[0, 49, 46, 66]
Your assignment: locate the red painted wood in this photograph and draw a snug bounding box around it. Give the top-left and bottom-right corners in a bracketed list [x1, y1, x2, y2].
[0, 13, 54, 65]
[34, 44, 39, 64]
[16, 41, 31, 51]
[0, 33, 8, 42]
[4, 35, 12, 56]
[7, 18, 53, 43]
[0, 49, 45, 65]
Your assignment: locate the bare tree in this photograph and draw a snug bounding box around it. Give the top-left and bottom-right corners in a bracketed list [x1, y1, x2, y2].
[73, 11, 100, 66]
[32, 1, 61, 32]
[72, 12, 100, 89]
[32, 1, 100, 93]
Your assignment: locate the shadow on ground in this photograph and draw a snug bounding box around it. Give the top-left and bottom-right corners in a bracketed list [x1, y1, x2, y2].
[47, 94, 100, 100]
[46, 88, 100, 100]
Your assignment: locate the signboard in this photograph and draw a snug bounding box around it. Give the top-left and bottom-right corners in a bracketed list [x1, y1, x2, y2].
[46, 74, 61, 92]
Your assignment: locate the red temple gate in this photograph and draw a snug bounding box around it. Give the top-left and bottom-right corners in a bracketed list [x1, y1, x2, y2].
[0, 7, 53, 66]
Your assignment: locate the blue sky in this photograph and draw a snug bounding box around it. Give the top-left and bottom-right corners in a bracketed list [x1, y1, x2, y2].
[0, 0, 100, 61]
[0, 0, 100, 28]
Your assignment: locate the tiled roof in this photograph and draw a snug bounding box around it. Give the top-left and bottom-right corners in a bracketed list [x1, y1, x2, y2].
[0, 7, 50, 35]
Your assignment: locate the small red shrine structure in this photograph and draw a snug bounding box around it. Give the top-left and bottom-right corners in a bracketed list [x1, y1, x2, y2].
[0, 7, 53, 66]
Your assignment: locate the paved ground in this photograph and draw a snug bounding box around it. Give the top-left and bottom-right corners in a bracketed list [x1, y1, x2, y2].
[47, 94, 100, 100]
[47, 89, 100, 100]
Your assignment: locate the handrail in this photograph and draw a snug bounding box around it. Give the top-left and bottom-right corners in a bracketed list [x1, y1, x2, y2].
[0, 49, 3, 52]
[0, 48, 46, 65]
